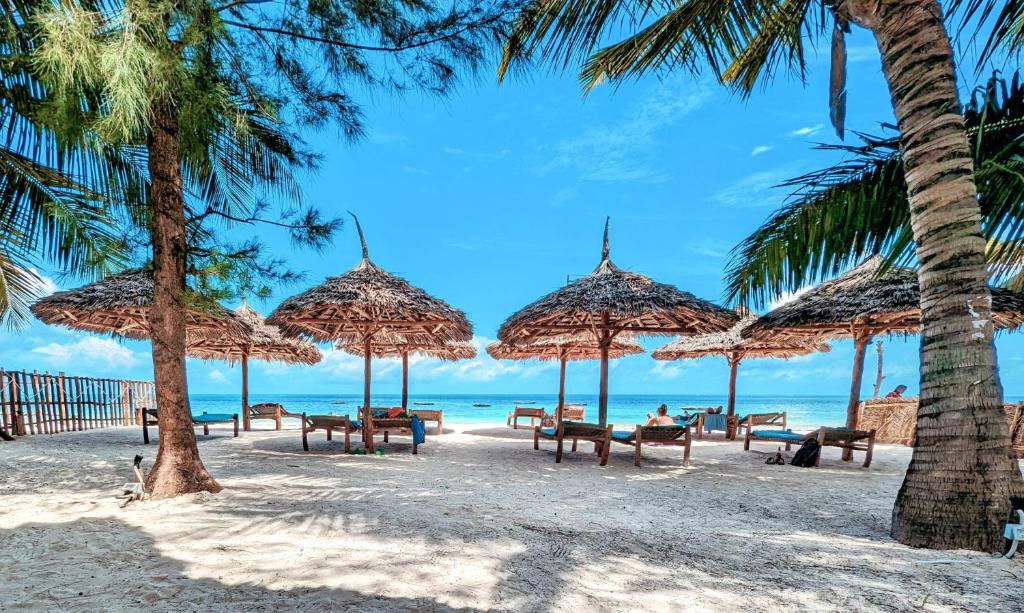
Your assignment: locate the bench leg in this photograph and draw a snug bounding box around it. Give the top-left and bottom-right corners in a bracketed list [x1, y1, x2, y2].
[233, 417, 239, 437]
[599, 438, 610, 467]
[571, 439, 577, 452]
[142, 420, 150, 445]
[684, 427, 692, 467]
[412, 440, 417, 455]
[743, 430, 750, 451]
[326, 428, 332, 441]
[555, 435, 564, 463]
[275, 415, 281, 431]
[302, 426, 310, 451]
[384, 431, 389, 443]
[863, 433, 875, 468]
[203, 423, 210, 436]
[634, 426, 643, 467]
[512, 416, 518, 430]
[533, 427, 539, 450]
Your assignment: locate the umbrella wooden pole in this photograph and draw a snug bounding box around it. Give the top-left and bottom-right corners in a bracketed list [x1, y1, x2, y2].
[598, 312, 611, 426]
[241, 351, 250, 431]
[843, 331, 872, 460]
[363, 335, 374, 453]
[726, 353, 740, 418]
[556, 353, 567, 423]
[401, 351, 409, 410]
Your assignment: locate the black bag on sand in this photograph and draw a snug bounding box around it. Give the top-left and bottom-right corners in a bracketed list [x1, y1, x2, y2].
[790, 439, 820, 468]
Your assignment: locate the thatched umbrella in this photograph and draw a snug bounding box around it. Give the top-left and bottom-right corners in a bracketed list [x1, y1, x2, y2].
[338, 335, 476, 409]
[187, 301, 322, 430]
[745, 256, 1024, 439]
[487, 336, 644, 422]
[267, 213, 472, 451]
[498, 218, 737, 426]
[652, 313, 830, 417]
[30, 270, 247, 340]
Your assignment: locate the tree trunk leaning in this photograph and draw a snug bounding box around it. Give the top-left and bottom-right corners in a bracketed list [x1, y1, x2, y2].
[144, 103, 221, 498]
[850, 0, 1024, 551]
[726, 354, 740, 418]
[844, 332, 871, 461]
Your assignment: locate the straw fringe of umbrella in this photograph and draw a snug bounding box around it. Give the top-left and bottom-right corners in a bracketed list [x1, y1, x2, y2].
[30, 270, 249, 340]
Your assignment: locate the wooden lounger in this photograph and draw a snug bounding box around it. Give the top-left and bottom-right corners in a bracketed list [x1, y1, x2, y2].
[735, 412, 787, 440]
[141, 408, 239, 444]
[610, 425, 691, 467]
[409, 409, 443, 434]
[302, 413, 354, 452]
[368, 417, 421, 454]
[250, 403, 303, 430]
[561, 405, 585, 421]
[534, 421, 613, 466]
[508, 406, 545, 429]
[744, 426, 876, 467]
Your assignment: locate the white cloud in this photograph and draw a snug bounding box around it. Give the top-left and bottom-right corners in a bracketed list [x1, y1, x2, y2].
[442, 146, 511, 159]
[787, 124, 823, 138]
[846, 45, 878, 63]
[648, 361, 684, 380]
[32, 337, 138, 371]
[539, 78, 715, 183]
[687, 238, 730, 258]
[750, 145, 773, 157]
[29, 269, 60, 296]
[368, 131, 408, 145]
[208, 369, 227, 383]
[713, 165, 802, 208]
[768, 287, 811, 310]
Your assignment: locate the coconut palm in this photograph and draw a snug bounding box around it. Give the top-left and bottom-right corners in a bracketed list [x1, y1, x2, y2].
[725, 72, 1024, 306]
[30, 0, 510, 498]
[499, 0, 1022, 551]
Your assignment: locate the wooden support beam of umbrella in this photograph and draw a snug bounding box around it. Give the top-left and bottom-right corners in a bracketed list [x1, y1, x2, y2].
[651, 313, 830, 417]
[338, 335, 476, 409]
[744, 256, 1024, 458]
[497, 218, 737, 426]
[187, 301, 321, 430]
[267, 213, 472, 452]
[487, 337, 643, 422]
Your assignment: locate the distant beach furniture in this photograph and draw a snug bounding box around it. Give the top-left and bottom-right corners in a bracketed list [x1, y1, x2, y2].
[735, 412, 788, 440]
[561, 405, 585, 421]
[610, 424, 692, 467]
[508, 406, 545, 429]
[472, 403, 490, 407]
[301, 413, 354, 453]
[141, 408, 238, 444]
[248, 402, 304, 430]
[534, 421, 613, 466]
[414, 402, 435, 406]
[409, 409, 442, 434]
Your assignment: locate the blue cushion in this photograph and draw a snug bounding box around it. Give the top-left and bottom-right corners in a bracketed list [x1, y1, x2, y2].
[193, 413, 234, 423]
[539, 428, 557, 437]
[750, 429, 803, 441]
[610, 431, 635, 441]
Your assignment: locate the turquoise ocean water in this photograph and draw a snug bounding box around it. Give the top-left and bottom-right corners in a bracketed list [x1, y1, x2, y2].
[190, 393, 1024, 430]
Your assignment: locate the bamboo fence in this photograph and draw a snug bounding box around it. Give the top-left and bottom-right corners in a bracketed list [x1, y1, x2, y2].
[0, 369, 154, 438]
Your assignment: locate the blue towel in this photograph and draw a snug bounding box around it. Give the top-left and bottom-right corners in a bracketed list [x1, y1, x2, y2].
[751, 429, 803, 442]
[610, 431, 634, 442]
[193, 413, 234, 423]
[411, 416, 426, 445]
[703, 413, 728, 433]
[539, 427, 557, 437]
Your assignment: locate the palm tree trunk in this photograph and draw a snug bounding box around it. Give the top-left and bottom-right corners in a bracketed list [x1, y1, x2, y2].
[144, 102, 220, 498]
[846, 0, 1024, 550]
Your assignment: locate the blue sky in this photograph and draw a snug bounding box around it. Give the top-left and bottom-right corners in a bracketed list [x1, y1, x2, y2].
[5, 28, 1024, 400]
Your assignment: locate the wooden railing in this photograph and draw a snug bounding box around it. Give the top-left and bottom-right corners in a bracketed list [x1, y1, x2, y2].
[0, 369, 155, 437]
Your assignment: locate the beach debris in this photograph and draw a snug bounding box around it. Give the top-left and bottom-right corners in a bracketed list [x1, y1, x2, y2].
[118, 455, 146, 508]
[765, 448, 786, 465]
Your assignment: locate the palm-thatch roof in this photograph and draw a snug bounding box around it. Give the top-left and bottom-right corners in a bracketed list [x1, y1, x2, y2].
[187, 302, 322, 365]
[745, 256, 1024, 341]
[652, 314, 830, 361]
[30, 270, 247, 340]
[487, 337, 644, 361]
[497, 219, 736, 343]
[338, 335, 477, 361]
[267, 215, 472, 345]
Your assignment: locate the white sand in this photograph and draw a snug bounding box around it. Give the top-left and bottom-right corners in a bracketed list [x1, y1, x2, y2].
[2, 422, 1022, 612]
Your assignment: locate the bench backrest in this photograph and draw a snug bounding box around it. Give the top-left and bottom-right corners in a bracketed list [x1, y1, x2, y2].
[640, 425, 688, 441]
[514, 406, 545, 418]
[745, 412, 786, 427]
[562, 405, 585, 420]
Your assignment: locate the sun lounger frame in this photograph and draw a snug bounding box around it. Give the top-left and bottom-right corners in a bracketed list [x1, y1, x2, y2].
[534, 421, 613, 466]
[508, 406, 545, 429]
[249, 402, 303, 430]
[735, 412, 787, 440]
[301, 413, 353, 453]
[409, 409, 443, 434]
[611, 425, 692, 467]
[141, 408, 239, 444]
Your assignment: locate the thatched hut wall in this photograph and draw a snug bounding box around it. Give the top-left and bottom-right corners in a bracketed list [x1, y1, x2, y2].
[859, 398, 1024, 456]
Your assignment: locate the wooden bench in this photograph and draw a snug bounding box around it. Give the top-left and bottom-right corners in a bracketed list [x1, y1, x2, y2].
[561, 405, 585, 421]
[744, 426, 876, 467]
[409, 409, 443, 434]
[302, 414, 354, 452]
[508, 406, 545, 429]
[250, 402, 303, 430]
[734, 412, 787, 440]
[141, 408, 238, 444]
[368, 417, 422, 454]
[534, 421, 613, 466]
[610, 425, 691, 467]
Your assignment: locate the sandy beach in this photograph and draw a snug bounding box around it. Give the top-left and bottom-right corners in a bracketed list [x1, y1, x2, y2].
[2, 422, 1022, 612]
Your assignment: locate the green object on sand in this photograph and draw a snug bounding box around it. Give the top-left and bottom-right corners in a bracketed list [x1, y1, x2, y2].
[375, 449, 385, 456]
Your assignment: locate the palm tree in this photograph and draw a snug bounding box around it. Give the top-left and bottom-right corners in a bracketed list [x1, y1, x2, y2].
[726, 72, 1024, 305]
[499, 0, 1022, 551]
[31, 0, 510, 498]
